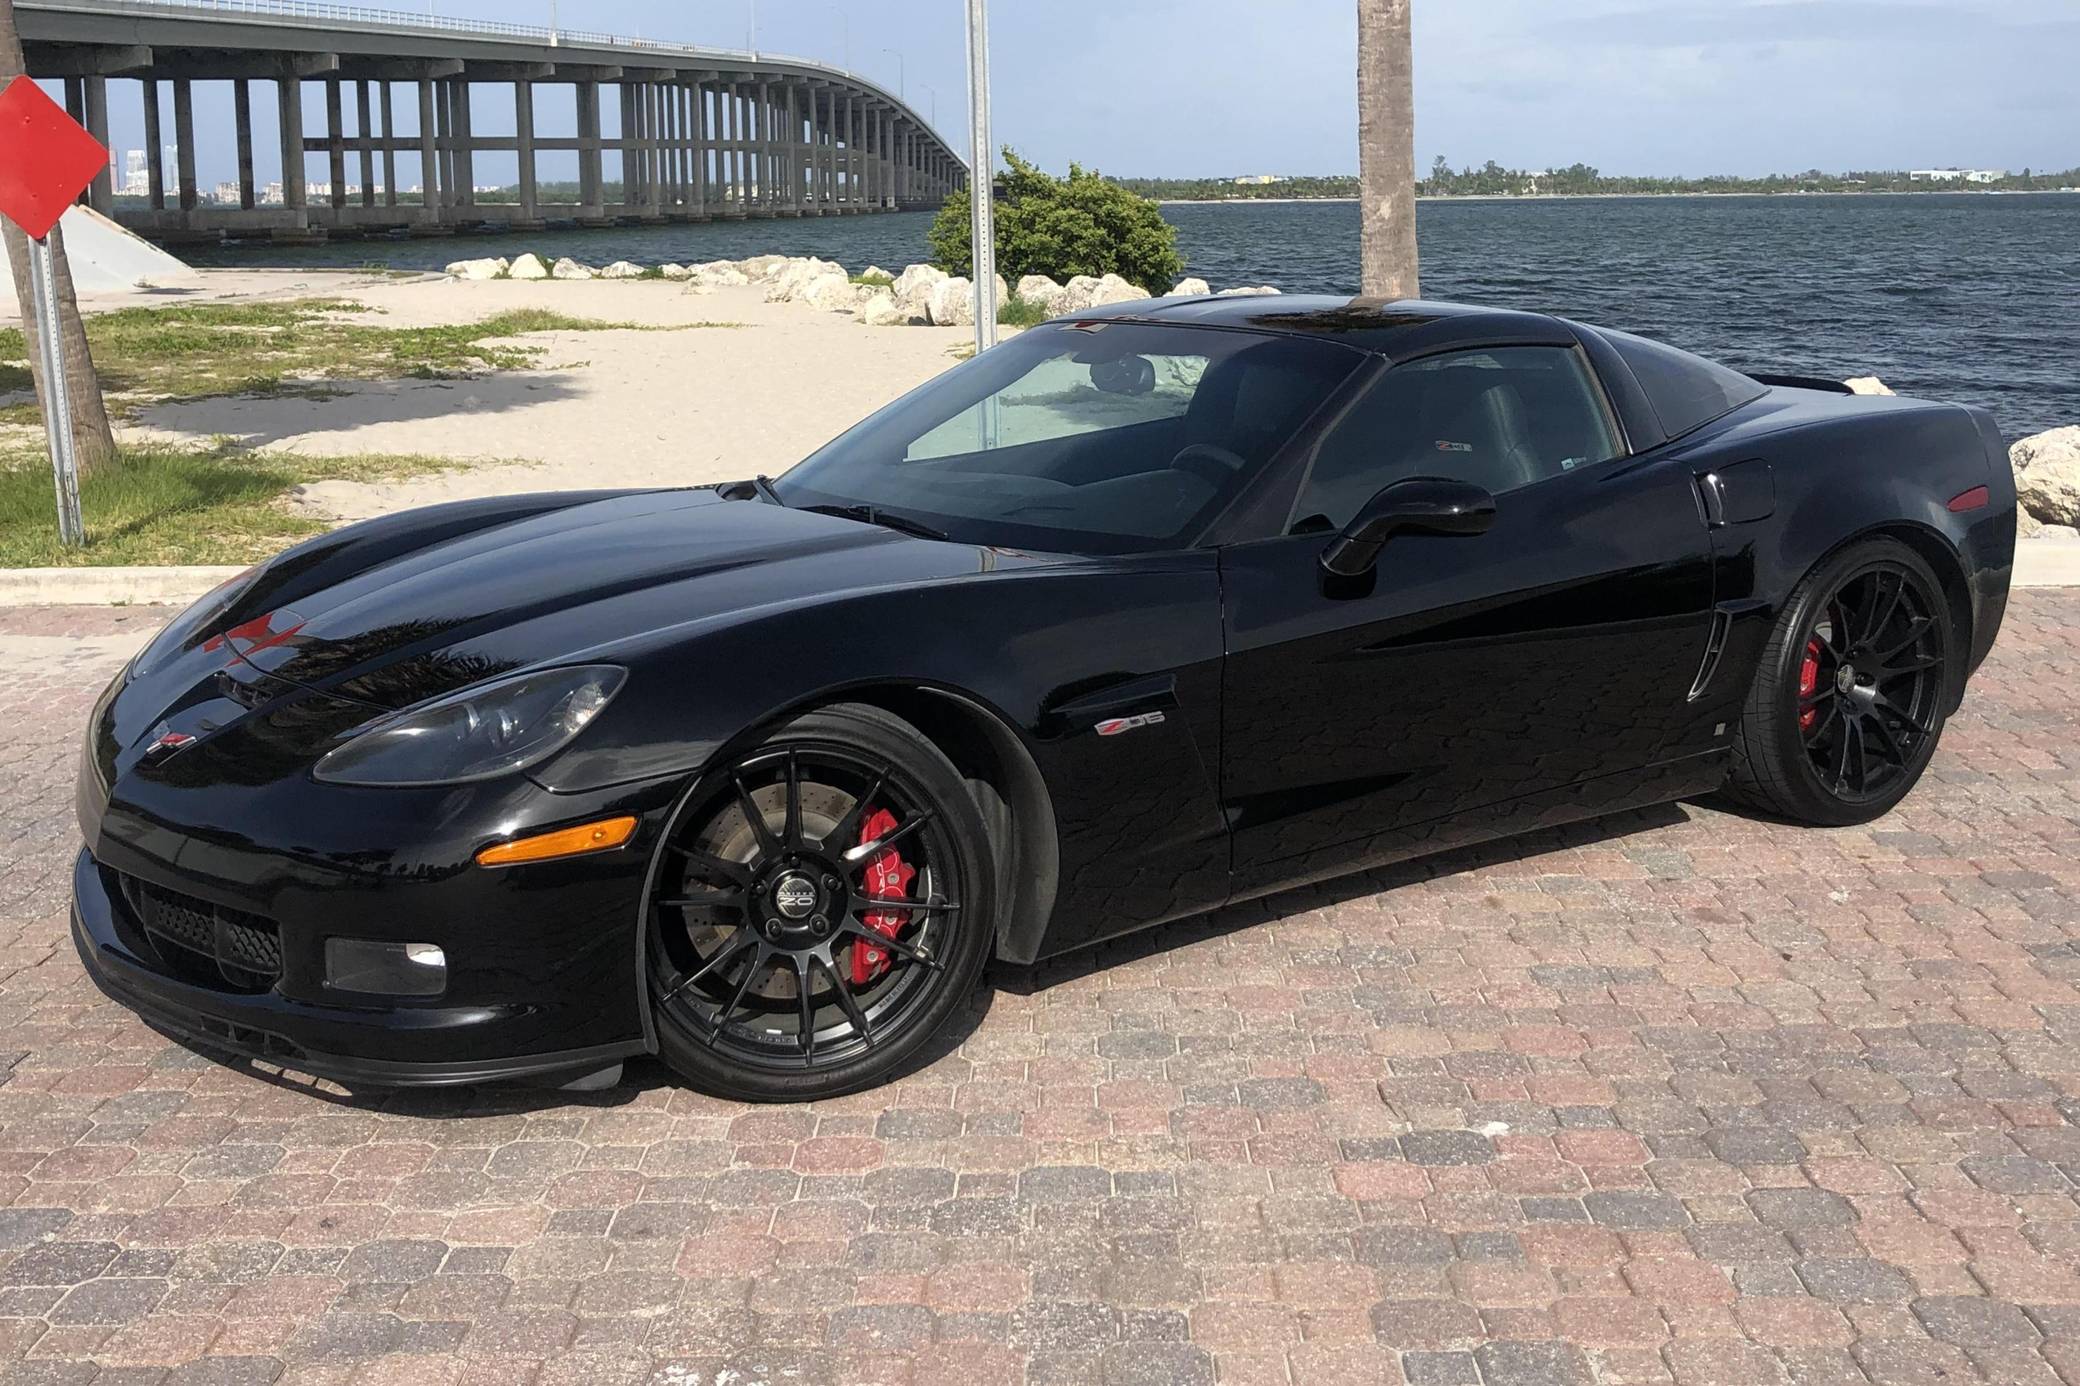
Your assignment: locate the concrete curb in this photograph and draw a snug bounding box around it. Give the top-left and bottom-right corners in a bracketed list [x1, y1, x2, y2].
[1, 539, 2076, 609]
[0, 565, 244, 607]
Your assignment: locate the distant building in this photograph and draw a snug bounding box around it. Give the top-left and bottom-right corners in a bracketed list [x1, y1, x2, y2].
[1232, 174, 1287, 186]
[119, 149, 149, 196]
[212, 181, 242, 205]
[1911, 168, 2006, 184]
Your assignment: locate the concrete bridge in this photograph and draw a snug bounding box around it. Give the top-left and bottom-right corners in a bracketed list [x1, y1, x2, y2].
[16, 0, 970, 244]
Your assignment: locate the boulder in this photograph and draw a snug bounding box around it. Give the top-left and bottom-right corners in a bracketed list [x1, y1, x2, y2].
[858, 288, 923, 327]
[599, 260, 647, 280]
[1057, 275, 1104, 313]
[507, 253, 550, 281]
[891, 263, 948, 299]
[1844, 376, 1895, 396]
[551, 257, 597, 280]
[861, 264, 894, 282]
[739, 254, 790, 280]
[445, 256, 508, 280]
[2013, 425, 2080, 527]
[1215, 285, 1282, 297]
[928, 275, 975, 327]
[1167, 277, 1211, 297]
[1085, 273, 1151, 308]
[1016, 274, 1067, 315]
[765, 257, 849, 303]
[657, 263, 692, 280]
[801, 274, 869, 313]
[2020, 506, 2044, 540]
[687, 259, 750, 288]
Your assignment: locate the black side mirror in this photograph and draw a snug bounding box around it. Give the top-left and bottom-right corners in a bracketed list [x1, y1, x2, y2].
[1319, 476, 1496, 577]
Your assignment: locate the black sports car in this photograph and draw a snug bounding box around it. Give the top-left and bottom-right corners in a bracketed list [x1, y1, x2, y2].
[73, 296, 2017, 1100]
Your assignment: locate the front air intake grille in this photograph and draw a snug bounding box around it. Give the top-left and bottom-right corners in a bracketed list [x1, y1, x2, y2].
[117, 874, 283, 993]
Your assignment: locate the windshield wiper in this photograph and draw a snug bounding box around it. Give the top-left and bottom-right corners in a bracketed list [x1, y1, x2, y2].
[801, 503, 951, 542]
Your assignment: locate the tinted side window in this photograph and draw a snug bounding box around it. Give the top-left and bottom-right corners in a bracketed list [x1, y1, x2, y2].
[1602, 328, 1765, 440]
[1290, 347, 1622, 531]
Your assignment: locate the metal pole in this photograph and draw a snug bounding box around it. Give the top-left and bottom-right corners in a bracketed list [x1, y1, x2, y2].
[28, 238, 84, 548]
[884, 48, 904, 100]
[964, 0, 996, 354]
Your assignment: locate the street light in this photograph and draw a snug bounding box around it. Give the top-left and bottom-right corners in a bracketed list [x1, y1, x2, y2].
[883, 48, 905, 100]
[965, 0, 995, 354]
[917, 82, 936, 126]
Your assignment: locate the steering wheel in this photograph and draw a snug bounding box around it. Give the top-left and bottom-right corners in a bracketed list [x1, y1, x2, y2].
[1168, 443, 1248, 489]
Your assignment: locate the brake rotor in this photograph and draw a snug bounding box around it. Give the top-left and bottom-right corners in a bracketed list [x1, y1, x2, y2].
[682, 781, 849, 1004]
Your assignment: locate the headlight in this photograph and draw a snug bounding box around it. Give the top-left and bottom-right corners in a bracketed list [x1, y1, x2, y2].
[314, 665, 625, 787]
[131, 565, 262, 679]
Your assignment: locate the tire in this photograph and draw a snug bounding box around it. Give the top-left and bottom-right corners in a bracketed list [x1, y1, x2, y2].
[1725, 536, 1954, 826]
[647, 703, 995, 1101]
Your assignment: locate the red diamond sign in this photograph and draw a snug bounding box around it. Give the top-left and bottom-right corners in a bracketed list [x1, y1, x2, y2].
[0, 76, 109, 241]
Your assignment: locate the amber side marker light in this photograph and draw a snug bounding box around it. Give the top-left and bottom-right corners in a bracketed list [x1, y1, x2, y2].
[477, 816, 637, 867]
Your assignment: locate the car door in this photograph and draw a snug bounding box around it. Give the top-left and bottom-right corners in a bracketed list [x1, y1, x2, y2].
[1219, 344, 1721, 874]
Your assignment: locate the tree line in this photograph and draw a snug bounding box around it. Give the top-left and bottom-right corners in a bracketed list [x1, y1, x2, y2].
[1116, 160, 2080, 201]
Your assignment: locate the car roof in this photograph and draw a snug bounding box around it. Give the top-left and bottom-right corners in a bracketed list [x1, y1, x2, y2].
[1059, 295, 1585, 362]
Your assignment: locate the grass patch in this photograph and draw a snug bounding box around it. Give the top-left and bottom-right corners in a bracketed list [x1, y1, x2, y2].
[851, 270, 895, 289]
[0, 300, 742, 422]
[997, 294, 1051, 328]
[0, 442, 455, 567]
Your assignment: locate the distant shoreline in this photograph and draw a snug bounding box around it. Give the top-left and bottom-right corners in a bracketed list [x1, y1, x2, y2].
[1158, 189, 2080, 206]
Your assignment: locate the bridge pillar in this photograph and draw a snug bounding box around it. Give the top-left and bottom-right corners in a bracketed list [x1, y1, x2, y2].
[690, 80, 707, 219]
[324, 79, 346, 210]
[357, 81, 376, 208]
[724, 83, 743, 218]
[274, 68, 313, 240]
[416, 79, 440, 220]
[173, 79, 197, 214]
[514, 79, 540, 227]
[576, 79, 606, 224]
[380, 83, 397, 208]
[142, 79, 163, 210]
[83, 77, 111, 213]
[233, 80, 255, 209]
[452, 80, 474, 211]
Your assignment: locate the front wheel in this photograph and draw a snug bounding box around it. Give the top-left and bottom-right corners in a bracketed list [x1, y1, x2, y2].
[1726, 537, 1954, 826]
[646, 704, 995, 1101]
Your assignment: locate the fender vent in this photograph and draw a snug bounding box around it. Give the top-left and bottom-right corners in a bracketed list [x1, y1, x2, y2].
[1688, 609, 1733, 702]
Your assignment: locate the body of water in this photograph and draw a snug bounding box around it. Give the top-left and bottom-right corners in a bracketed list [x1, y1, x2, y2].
[190, 193, 2080, 439]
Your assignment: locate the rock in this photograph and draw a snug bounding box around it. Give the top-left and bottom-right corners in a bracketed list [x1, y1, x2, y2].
[2019, 506, 2044, 539]
[507, 253, 550, 281]
[2013, 425, 2080, 527]
[551, 257, 597, 280]
[1215, 285, 1282, 297]
[858, 288, 922, 327]
[599, 260, 646, 279]
[801, 274, 869, 313]
[687, 259, 750, 288]
[445, 256, 508, 280]
[765, 257, 849, 303]
[657, 263, 692, 280]
[1057, 275, 1104, 313]
[1015, 274, 1067, 315]
[1844, 376, 1895, 396]
[861, 265, 894, 282]
[928, 276, 975, 327]
[892, 263, 947, 299]
[1167, 277, 1211, 297]
[1085, 273, 1151, 308]
[739, 254, 790, 280]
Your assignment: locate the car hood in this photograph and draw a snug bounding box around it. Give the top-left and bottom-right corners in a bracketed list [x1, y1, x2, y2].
[202, 488, 1034, 710]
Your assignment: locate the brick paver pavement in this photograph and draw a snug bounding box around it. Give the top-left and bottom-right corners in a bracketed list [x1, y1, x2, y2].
[0, 593, 2077, 1385]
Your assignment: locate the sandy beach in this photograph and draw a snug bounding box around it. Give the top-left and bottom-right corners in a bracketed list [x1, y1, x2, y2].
[9, 269, 976, 525]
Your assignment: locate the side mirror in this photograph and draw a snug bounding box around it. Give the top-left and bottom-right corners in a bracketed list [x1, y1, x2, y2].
[1319, 476, 1496, 577]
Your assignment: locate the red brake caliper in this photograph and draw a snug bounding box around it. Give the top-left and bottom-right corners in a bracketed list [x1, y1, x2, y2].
[1798, 637, 1822, 729]
[850, 807, 916, 984]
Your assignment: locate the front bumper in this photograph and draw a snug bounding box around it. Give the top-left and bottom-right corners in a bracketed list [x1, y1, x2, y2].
[71, 849, 648, 1087]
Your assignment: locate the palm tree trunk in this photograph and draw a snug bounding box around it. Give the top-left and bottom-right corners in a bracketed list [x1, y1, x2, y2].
[1357, 0, 1419, 299]
[0, 0, 119, 475]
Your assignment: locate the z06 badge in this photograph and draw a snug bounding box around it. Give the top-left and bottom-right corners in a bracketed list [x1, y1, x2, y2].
[1094, 711, 1166, 737]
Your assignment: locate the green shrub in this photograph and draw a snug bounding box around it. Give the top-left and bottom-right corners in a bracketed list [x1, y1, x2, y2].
[929, 149, 1184, 295]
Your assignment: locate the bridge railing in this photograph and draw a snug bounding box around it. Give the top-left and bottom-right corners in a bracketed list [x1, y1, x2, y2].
[34, 0, 848, 77]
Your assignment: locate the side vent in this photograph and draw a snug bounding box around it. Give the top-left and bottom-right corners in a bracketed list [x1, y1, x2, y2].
[1688, 609, 1733, 702]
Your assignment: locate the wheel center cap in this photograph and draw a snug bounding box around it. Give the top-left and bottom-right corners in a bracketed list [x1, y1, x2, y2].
[1836, 664, 1858, 693]
[772, 873, 820, 920]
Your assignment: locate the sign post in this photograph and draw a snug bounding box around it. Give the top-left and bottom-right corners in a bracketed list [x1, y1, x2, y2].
[964, 0, 996, 356]
[0, 76, 114, 549]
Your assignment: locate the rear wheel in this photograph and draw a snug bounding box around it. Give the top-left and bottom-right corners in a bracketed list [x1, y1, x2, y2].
[1726, 537, 1953, 826]
[647, 704, 994, 1101]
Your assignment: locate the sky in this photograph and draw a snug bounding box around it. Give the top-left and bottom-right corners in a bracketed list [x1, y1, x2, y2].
[67, 0, 2080, 188]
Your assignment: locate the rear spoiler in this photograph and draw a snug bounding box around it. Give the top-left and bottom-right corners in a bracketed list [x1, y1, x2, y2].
[1747, 372, 1855, 394]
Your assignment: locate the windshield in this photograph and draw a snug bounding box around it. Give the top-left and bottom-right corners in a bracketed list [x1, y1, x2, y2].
[775, 322, 1363, 554]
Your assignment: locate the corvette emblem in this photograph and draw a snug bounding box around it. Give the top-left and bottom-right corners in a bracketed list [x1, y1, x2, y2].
[140, 726, 196, 764]
[1095, 711, 1166, 737]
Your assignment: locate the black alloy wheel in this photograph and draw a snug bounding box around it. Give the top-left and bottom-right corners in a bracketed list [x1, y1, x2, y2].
[1727, 537, 1954, 826]
[647, 703, 994, 1100]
